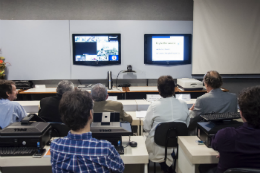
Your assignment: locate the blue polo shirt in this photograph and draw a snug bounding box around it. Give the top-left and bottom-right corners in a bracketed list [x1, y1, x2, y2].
[0, 99, 27, 129]
[212, 122, 260, 173]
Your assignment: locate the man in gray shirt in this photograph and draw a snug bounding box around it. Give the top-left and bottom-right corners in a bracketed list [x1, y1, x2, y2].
[189, 71, 237, 135]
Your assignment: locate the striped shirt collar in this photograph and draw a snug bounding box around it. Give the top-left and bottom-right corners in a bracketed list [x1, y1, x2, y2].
[67, 131, 92, 140]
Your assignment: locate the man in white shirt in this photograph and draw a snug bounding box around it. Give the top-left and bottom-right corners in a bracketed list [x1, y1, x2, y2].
[144, 76, 190, 173]
[0, 80, 27, 129]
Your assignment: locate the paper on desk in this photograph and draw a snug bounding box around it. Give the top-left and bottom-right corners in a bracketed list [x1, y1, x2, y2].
[176, 94, 191, 101]
[107, 96, 117, 101]
[146, 94, 161, 102]
[136, 111, 147, 118]
[44, 148, 51, 157]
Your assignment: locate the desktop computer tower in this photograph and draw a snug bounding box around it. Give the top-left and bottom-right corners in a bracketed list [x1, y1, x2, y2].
[197, 121, 243, 148]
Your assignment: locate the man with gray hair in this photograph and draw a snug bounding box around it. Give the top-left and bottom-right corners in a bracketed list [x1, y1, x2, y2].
[91, 83, 132, 123]
[38, 80, 74, 122]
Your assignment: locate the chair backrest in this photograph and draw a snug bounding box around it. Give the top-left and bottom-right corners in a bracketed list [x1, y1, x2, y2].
[224, 168, 260, 173]
[154, 122, 188, 147]
[49, 122, 70, 137]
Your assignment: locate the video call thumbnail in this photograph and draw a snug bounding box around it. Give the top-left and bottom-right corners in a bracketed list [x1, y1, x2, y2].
[74, 36, 119, 62]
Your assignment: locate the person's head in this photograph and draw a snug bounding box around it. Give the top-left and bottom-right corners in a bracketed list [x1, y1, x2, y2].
[59, 90, 93, 131]
[238, 86, 260, 128]
[157, 76, 175, 98]
[56, 80, 74, 95]
[0, 80, 17, 101]
[203, 71, 223, 90]
[91, 83, 108, 101]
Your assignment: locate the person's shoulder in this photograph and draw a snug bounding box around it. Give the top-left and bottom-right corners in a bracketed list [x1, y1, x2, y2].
[10, 101, 24, 109]
[40, 96, 52, 103]
[91, 138, 114, 150]
[197, 92, 211, 101]
[50, 137, 67, 148]
[174, 97, 187, 105]
[40, 96, 59, 105]
[224, 92, 237, 98]
[106, 100, 122, 106]
[215, 127, 236, 141]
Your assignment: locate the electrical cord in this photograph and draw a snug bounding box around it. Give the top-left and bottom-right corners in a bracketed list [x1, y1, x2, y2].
[123, 135, 131, 148]
[116, 70, 124, 90]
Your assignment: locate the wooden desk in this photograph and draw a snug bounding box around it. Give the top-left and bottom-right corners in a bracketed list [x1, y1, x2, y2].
[0, 136, 149, 173]
[18, 86, 229, 100]
[177, 136, 219, 173]
[117, 100, 138, 111]
[17, 100, 138, 112]
[125, 86, 229, 99]
[18, 87, 126, 100]
[19, 87, 125, 94]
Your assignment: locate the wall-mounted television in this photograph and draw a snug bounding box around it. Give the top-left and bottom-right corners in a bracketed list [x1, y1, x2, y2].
[72, 34, 121, 66]
[144, 34, 192, 65]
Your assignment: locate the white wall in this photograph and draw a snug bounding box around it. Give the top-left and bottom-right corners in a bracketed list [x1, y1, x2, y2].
[0, 20, 71, 80]
[0, 20, 193, 80]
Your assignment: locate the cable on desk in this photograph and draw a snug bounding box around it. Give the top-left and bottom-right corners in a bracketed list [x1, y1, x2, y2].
[116, 70, 125, 90]
[123, 135, 131, 148]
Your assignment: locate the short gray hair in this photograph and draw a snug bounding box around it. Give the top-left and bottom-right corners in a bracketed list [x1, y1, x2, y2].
[57, 80, 74, 95]
[91, 83, 107, 101]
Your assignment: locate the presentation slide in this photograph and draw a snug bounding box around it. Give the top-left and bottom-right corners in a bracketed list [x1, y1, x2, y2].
[152, 36, 184, 61]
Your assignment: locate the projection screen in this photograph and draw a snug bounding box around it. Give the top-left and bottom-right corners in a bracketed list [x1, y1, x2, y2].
[192, 0, 260, 75]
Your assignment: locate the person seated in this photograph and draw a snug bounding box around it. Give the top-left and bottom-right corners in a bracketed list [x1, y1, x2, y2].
[50, 90, 125, 173]
[199, 86, 260, 173]
[189, 71, 237, 135]
[144, 76, 190, 173]
[38, 80, 74, 122]
[0, 80, 27, 129]
[91, 83, 132, 123]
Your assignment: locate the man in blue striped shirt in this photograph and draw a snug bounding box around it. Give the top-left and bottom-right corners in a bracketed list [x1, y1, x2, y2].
[50, 90, 124, 173]
[0, 80, 27, 129]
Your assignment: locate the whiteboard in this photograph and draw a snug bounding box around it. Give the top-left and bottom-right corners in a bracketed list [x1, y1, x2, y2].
[0, 20, 193, 80]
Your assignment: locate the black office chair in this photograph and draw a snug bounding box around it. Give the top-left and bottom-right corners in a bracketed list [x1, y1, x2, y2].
[49, 122, 70, 138]
[151, 122, 188, 173]
[224, 168, 260, 173]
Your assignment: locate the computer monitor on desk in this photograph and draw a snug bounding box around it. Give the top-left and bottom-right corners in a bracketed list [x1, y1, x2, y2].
[91, 112, 132, 150]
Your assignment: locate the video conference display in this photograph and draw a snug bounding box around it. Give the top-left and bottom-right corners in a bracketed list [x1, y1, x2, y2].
[72, 34, 121, 66]
[144, 34, 192, 65]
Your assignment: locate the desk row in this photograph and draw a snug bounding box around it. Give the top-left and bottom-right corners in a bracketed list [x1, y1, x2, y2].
[19, 86, 221, 94]
[15, 99, 196, 114]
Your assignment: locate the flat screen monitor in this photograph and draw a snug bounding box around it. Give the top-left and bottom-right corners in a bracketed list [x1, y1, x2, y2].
[72, 34, 121, 66]
[144, 34, 192, 65]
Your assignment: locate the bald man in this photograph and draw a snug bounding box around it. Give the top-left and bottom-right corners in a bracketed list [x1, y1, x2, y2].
[188, 71, 237, 135]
